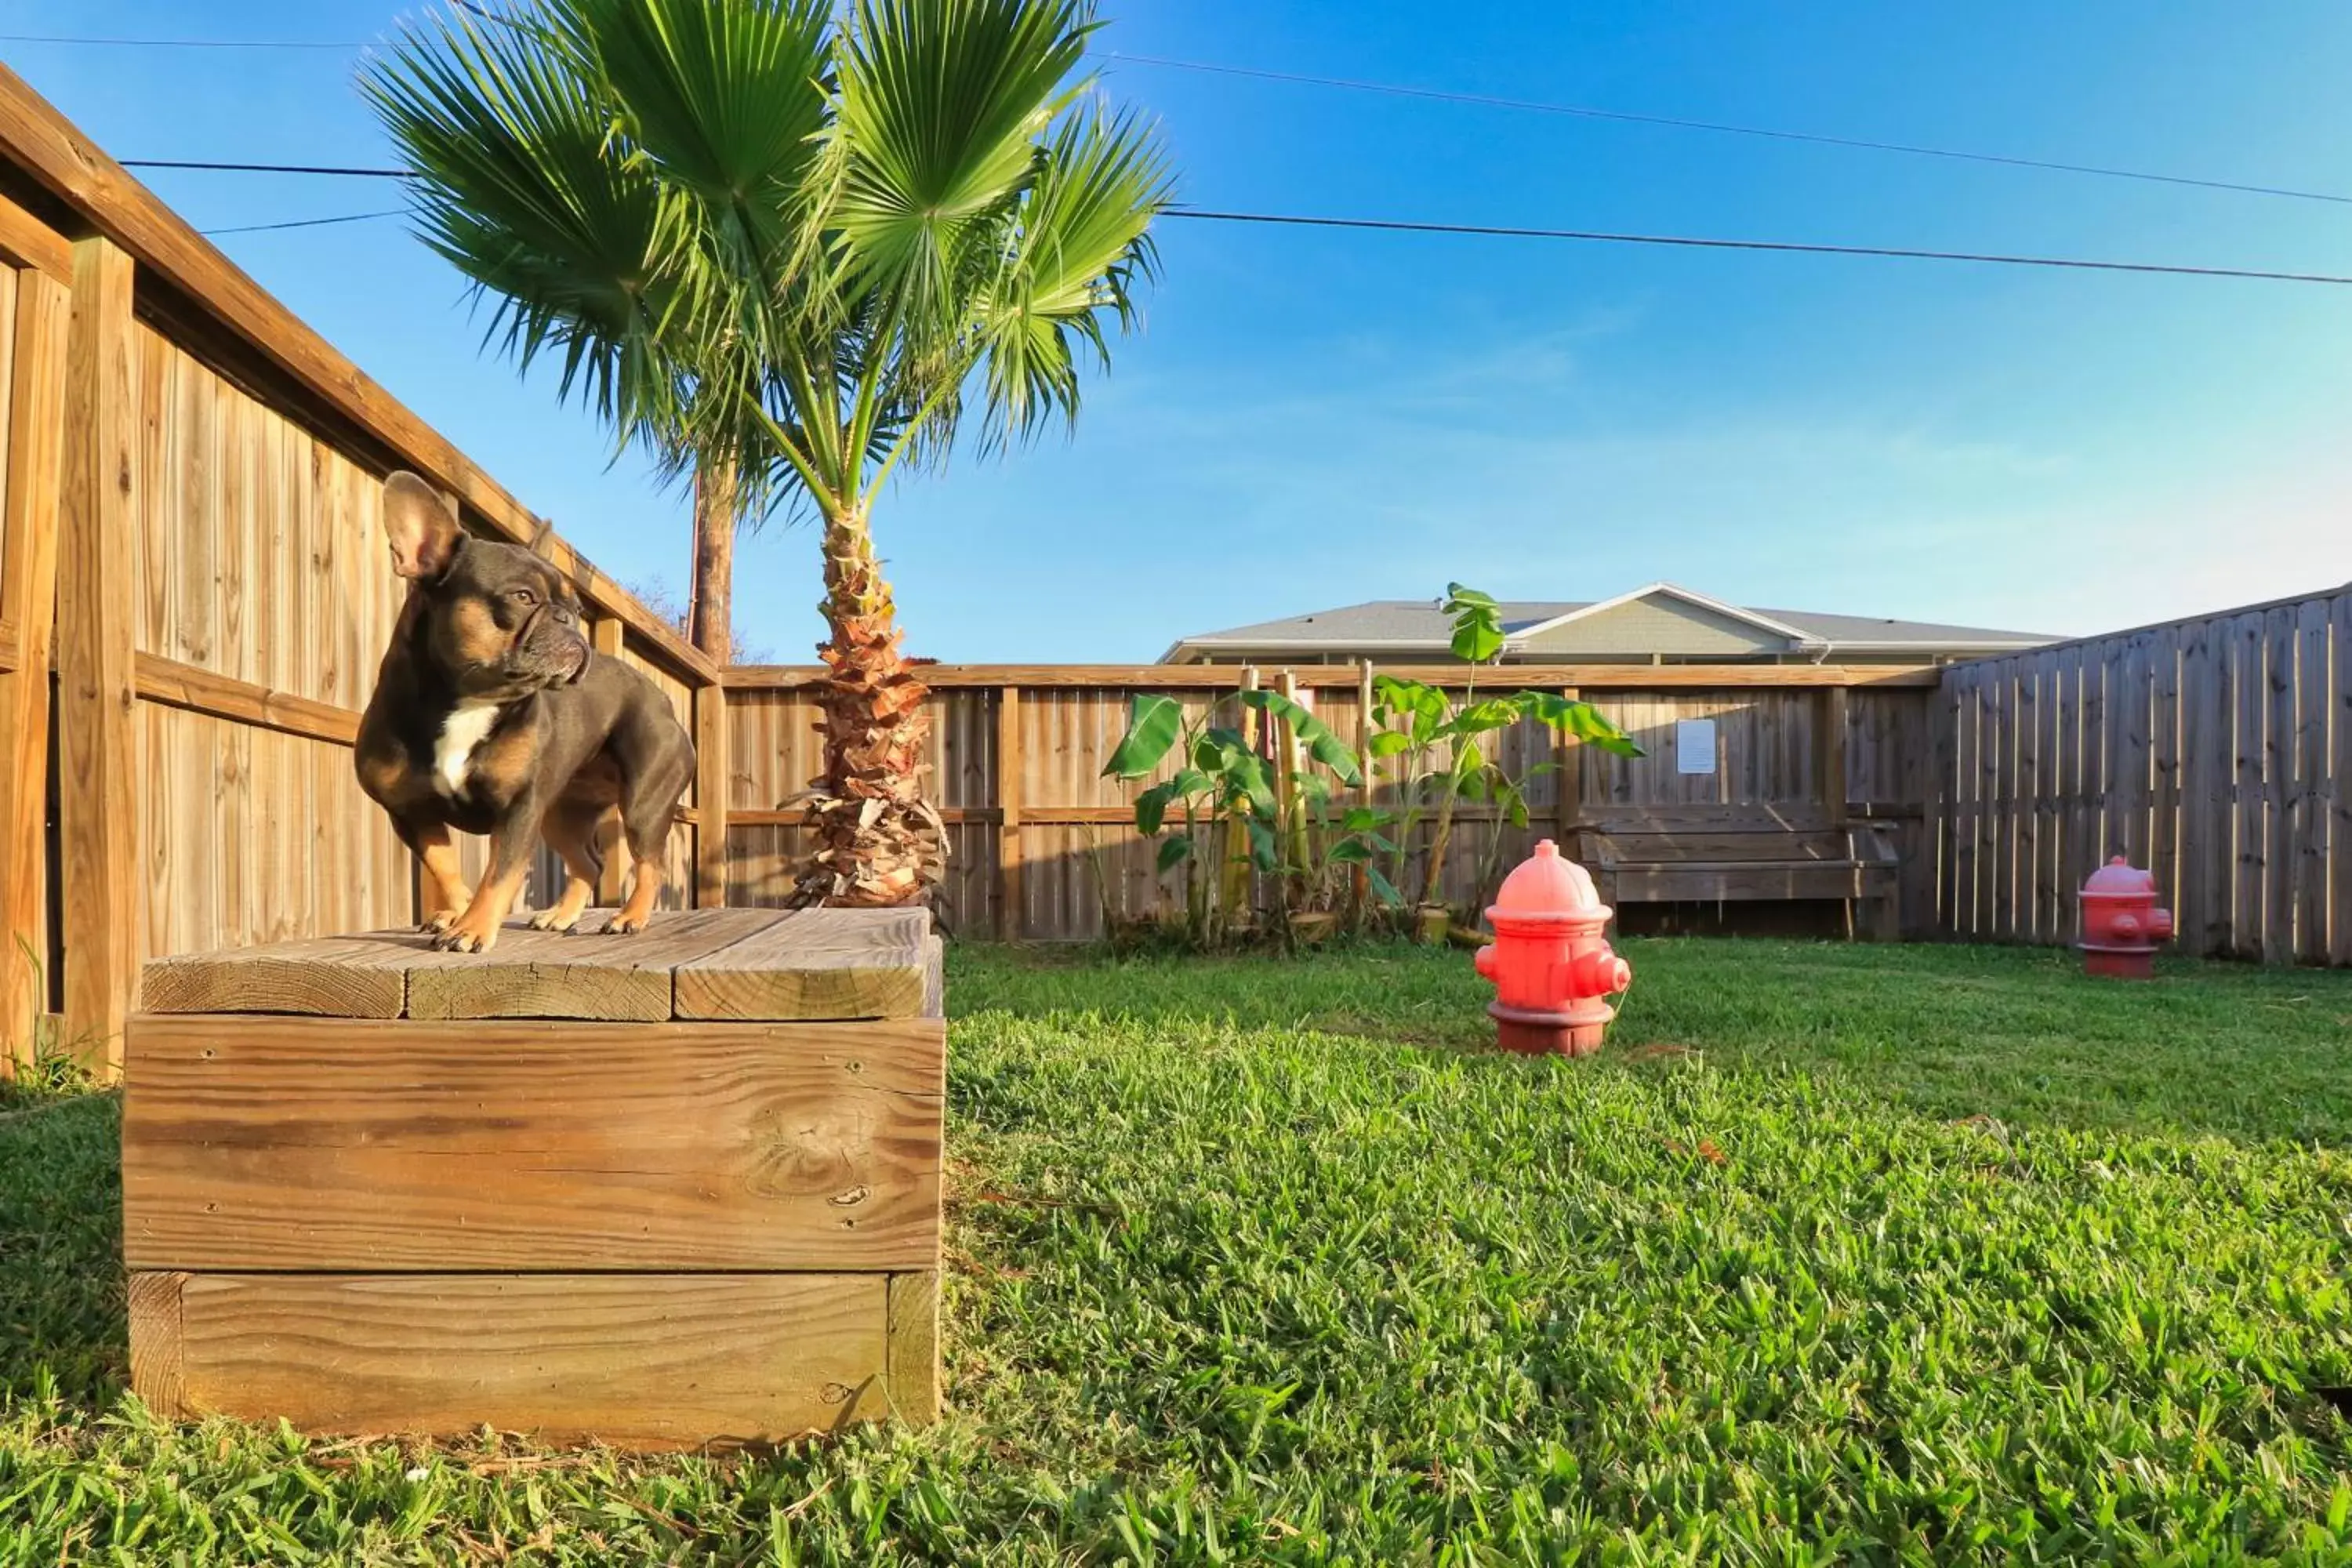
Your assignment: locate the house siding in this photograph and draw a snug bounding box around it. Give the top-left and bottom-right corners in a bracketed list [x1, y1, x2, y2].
[1519, 595, 1784, 657]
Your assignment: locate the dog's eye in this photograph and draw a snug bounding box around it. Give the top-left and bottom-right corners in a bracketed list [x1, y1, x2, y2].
[509, 588, 538, 608]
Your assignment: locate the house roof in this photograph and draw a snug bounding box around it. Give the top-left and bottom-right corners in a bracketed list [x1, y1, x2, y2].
[1161, 582, 2060, 662]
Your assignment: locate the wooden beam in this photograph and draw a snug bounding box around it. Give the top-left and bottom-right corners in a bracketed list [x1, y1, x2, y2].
[586, 619, 632, 906]
[135, 1270, 895, 1447]
[721, 662, 1945, 691]
[1819, 686, 1850, 829]
[123, 1012, 946, 1272]
[56, 236, 139, 1071]
[0, 189, 68, 282]
[721, 799, 1929, 832]
[1554, 687, 1582, 843]
[0, 64, 716, 689]
[134, 652, 359, 746]
[694, 681, 728, 909]
[0, 267, 67, 1073]
[996, 686, 1022, 940]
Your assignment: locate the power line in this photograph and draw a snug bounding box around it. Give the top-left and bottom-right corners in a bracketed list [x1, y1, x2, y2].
[18, 24, 2347, 209]
[153, 187, 2352, 285]
[125, 159, 408, 180]
[1172, 209, 2352, 285]
[1106, 53, 2352, 208]
[0, 31, 350, 50]
[199, 210, 406, 237]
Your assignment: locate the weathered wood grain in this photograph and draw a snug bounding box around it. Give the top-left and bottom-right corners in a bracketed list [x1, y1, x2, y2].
[673, 908, 932, 1022]
[140, 934, 412, 1017]
[406, 907, 782, 1022]
[886, 1271, 942, 1425]
[127, 1269, 188, 1419]
[122, 1013, 946, 1272]
[147, 1271, 891, 1447]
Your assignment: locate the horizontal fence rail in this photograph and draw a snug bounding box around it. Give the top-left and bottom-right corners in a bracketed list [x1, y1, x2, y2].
[721, 666, 1940, 943]
[1935, 586, 2350, 964]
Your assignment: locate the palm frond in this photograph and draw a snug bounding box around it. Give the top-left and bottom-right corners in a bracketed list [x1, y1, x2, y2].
[831, 0, 1092, 330]
[965, 102, 1171, 450]
[364, 2, 685, 445]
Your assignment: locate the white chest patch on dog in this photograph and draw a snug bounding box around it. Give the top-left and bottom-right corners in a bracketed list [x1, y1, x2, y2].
[433, 704, 504, 796]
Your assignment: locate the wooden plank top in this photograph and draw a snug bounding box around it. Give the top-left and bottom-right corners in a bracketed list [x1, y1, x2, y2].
[673, 909, 931, 1022]
[136, 906, 940, 1022]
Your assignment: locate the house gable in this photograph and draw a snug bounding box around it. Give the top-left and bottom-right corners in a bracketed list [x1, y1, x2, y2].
[1517, 590, 1790, 658]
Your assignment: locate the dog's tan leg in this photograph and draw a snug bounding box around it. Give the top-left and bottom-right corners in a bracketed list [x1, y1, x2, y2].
[604, 843, 666, 935]
[413, 822, 473, 935]
[528, 800, 603, 934]
[434, 859, 531, 954]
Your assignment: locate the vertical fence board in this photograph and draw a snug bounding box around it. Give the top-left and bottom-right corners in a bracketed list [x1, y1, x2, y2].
[2231, 613, 2267, 961]
[0, 267, 63, 1063]
[2332, 593, 2352, 967]
[2263, 605, 2297, 965]
[57, 238, 140, 1063]
[2295, 598, 2330, 964]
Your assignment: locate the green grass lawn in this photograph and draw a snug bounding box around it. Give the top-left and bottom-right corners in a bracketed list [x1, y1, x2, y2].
[7, 938, 2352, 1563]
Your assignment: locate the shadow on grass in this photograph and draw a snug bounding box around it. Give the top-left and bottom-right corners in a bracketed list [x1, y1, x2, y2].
[0, 1088, 125, 1411]
[946, 936, 2352, 1148]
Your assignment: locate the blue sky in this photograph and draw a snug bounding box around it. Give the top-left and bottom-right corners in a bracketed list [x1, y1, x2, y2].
[5, 2, 2349, 660]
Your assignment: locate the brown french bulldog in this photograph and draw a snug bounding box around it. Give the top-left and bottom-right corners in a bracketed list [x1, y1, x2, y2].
[354, 472, 695, 953]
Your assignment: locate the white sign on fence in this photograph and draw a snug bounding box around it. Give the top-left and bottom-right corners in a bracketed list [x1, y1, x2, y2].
[1675, 718, 1718, 775]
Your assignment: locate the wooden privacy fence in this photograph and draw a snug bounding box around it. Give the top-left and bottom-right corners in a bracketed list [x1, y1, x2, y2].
[0, 67, 728, 1074]
[719, 663, 1940, 942]
[1936, 585, 2352, 964]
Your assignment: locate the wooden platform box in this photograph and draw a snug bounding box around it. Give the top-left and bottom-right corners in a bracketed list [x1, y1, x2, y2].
[122, 907, 946, 1450]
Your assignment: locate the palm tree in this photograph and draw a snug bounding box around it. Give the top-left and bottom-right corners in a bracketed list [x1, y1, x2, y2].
[366, 0, 1170, 906]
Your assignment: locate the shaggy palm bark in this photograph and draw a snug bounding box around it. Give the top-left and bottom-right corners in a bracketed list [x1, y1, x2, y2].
[688, 463, 735, 663]
[793, 506, 947, 907]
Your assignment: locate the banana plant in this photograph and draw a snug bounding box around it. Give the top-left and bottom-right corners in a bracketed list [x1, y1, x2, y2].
[1367, 585, 1643, 913]
[1104, 687, 1363, 943]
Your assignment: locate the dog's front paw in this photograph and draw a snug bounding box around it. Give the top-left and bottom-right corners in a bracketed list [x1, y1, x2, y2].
[419, 909, 460, 935]
[430, 922, 499, 954]
[526, 907, 582, 934]
[601, 912, 649, 936]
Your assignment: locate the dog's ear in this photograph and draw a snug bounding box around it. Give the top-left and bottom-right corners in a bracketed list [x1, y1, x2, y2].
[383, 471, 462, 581]
[526, 514, 559, 560]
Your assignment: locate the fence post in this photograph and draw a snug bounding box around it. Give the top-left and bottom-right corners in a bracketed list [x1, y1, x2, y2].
[0, 267, 67, 1073]
[590, 617, 630, 905]
[996, 685, 1022, 938]
[1553, 686, 1582, 844]
[694, 679, 728, 909]
[56, 236, 139, 1072]
[1817, 684, 1849, 828]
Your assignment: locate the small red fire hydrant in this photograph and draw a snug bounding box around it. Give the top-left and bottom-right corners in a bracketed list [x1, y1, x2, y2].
[1473, 839, 1632, 1056]
[2078, 856, 2173, 979]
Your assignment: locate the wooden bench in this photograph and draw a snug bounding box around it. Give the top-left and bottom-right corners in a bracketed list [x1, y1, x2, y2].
[122, 906, 945, 1450]
[1569, 804, 1900, 939]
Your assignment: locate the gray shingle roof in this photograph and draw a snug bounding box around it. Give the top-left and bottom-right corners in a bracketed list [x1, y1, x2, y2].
[1167, 588, 2058, 658]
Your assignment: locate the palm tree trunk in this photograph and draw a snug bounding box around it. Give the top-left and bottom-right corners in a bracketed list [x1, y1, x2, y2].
[797, 503, 946, 907]
[689, 461, 735, 662]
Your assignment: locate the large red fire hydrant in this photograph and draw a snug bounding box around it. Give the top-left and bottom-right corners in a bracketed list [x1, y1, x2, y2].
[1473, 839, 1632, 1056]
[2078, 857, 2172, 979]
